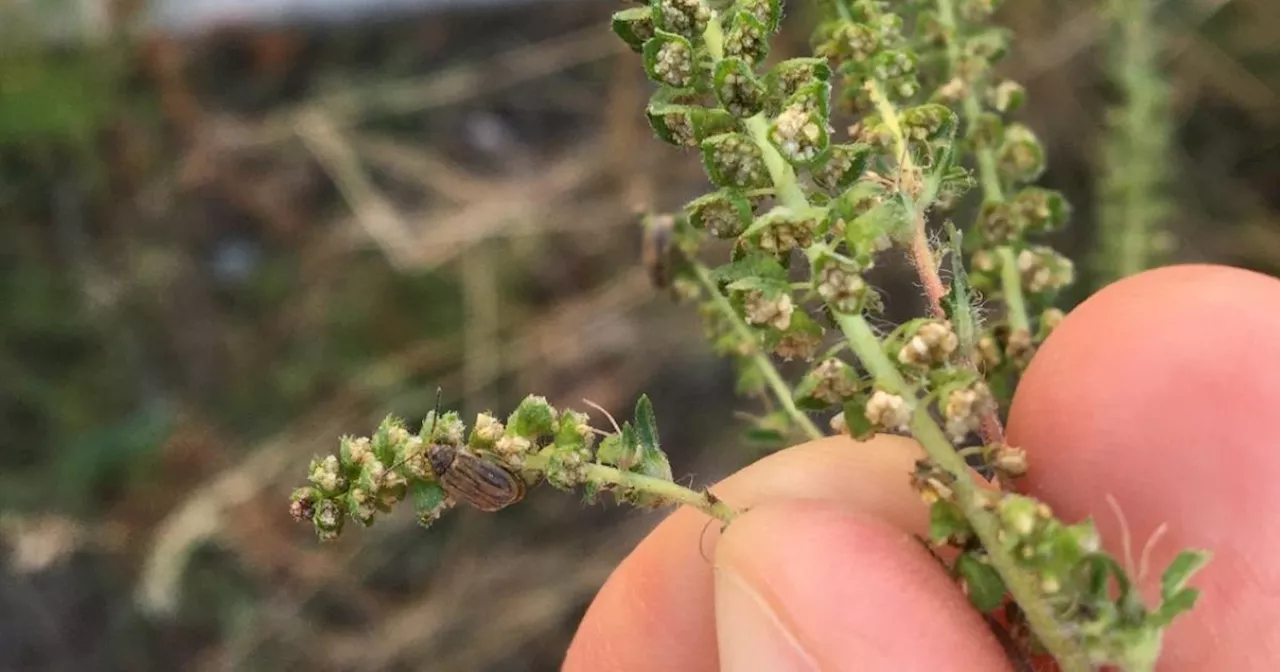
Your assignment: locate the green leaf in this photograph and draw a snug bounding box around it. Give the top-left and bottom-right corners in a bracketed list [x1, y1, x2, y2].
[611, 7, 656, 52]
[711, 253, 789, 285]
[839, 396, 876, 441]
[634, 395, 660, 455]
[942, 222, 977, 352]
[1161, 550, 1211, 601]
[929, 500, 971, 545]
[1151, 588, 1201, 627]
[955, 553, 1007, 613]
[411, 480, 450, 525]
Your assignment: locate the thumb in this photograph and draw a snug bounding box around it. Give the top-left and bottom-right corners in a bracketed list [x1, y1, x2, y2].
[713, 501, 1013, 672]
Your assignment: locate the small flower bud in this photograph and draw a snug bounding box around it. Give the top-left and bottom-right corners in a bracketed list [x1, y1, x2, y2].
[723, 9, 770, 64]
[989, 79, 1025, 114]
[756, 212, 816, 255]
[897, 320, 959, 367]
[816, 262, 869, 313]
[829, 411, 847, 434]
[494, 435, 532, 468]
[743, 290, 794, 330]
[988, 442, 1028, 477]
[942, 382, 997, 442]
[765, 58, 831, 102]
[509, 395, 558, 438]
[715, 59, 766, 118]
[807, 358, 859, 403]
[312, 498, 344, 541]
[736, 0, 781, 32]
[339, 435, 373, 469]
[812, 143, 870, 193]
[653, 0, 711, 39]
[643, 33, 696, 89]
[469, 412, 505, 449]
[997, 123, 1047, 185]
[686, 190, 753, 238]
[865, 389, 912, 433]
[1017, 246, 1075, 294]
[309, 455, 347, 494]
[768, 104, 829, 165]
[998, 495, 1041, 537]
[611, 7, 656, 53]
[289, 487, 319, 523]
[700, 133, 770, 189]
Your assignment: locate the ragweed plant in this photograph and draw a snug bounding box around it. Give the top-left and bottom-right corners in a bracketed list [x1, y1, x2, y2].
[289, 1, 1209, 669]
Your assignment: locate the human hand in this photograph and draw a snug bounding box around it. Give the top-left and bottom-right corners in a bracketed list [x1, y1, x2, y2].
[564, 265, 1280, 671]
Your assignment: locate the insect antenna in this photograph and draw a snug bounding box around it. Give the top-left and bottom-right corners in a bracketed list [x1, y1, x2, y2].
[379, 387, 444, 483]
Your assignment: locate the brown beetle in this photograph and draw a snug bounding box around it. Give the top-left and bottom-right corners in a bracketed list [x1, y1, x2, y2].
[427, 444, 526, 512]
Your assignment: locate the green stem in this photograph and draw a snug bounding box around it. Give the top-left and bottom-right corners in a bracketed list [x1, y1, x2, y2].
[584, 463, 739, 522]
[745, 115, 810, 212]
[936, 0, 1004, 203]
[834, 312, 1090, 672]
[998, 246, 1031, 334]
[523, 454, 737, 523]
[691, 262, 825, 441]
[704, 13, 810, 213]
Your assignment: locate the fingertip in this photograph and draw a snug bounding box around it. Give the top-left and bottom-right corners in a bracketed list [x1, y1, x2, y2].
[566, 435, 932, 671]
[1010, 264, 1280, 669]
[714, 501, 1011, 671]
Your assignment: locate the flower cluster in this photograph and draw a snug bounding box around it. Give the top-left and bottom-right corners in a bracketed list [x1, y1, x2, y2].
[289, 395, 735, 540]
[603, 0, 1209, 668]
[289, 2, 1207, 671]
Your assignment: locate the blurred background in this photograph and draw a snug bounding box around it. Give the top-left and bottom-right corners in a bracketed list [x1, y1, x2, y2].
[0, 0, 1275, 669]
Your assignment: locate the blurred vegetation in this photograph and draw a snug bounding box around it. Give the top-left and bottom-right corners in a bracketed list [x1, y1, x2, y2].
[0, 0, 1275, 669]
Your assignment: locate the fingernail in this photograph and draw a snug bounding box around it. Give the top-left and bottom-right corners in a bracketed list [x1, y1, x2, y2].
[715, 566, 819, 672]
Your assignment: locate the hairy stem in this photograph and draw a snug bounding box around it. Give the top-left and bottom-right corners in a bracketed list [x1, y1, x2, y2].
[692, 262, 825, 441]
[835, 312, 1090, 672]
[866, 82, 946, 318]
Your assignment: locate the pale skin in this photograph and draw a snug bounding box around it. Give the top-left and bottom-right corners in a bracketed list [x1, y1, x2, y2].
[564, 264, 1280, 671]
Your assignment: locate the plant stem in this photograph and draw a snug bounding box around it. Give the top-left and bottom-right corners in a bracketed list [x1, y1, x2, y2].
[865, 82, 947, 319]
[935, 0, 1005, 203]
[834, 312, 1090, 672]
[745, 115, 810, 212]
[691, 262, 825, 441]
[523, 453, 737, 523]
[704, 14, 810, 213]
[585, 463, 739, 522]
[998, 246, 1031, 334]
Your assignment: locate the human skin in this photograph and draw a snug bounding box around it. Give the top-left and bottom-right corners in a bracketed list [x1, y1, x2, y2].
[563, 264, 1280, 671]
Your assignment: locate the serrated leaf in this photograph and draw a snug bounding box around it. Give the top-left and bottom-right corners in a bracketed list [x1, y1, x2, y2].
[955, 553, 1007, 613]
[1161, 550, 1211, 601]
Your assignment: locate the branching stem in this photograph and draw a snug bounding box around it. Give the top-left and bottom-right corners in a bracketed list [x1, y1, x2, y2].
[691, 262, 825, 441]
[835, 312, 1090, 672]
